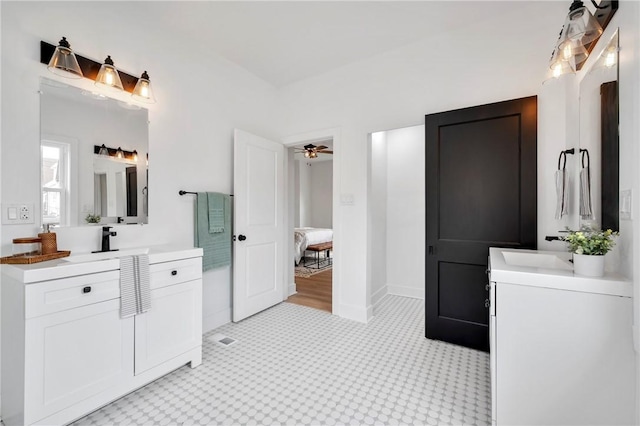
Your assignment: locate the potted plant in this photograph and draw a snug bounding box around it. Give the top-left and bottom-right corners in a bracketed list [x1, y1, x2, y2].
[563, 226, 618, 277]
[85, 213, 101, 224]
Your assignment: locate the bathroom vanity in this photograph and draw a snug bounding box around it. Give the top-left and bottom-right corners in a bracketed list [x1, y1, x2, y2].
[488, 247, 635, 425]
[1, 246, 203, 426]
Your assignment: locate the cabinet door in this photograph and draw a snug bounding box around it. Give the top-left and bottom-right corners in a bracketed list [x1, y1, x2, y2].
[24, 299, 134, 425]
[134, 279, 202, 375]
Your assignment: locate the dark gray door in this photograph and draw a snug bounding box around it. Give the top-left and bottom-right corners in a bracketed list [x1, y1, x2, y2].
[426, 96, 537, 351]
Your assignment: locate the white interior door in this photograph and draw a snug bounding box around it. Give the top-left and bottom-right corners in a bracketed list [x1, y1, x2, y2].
[233, 129, 284, 321]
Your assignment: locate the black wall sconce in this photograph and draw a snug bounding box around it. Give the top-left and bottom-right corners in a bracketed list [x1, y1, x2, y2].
[41, 39, 156, 103]
[549, 0, 618, 77]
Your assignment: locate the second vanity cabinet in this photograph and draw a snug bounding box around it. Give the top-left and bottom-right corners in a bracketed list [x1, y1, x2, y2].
[1, 247, 203, 426]
[488, 247, 635, 426]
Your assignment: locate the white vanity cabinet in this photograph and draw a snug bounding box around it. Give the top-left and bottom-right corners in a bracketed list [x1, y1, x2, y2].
[134, 257, 203, 375]
[1, 247, 203, 426]
[489, 248, 635, 426]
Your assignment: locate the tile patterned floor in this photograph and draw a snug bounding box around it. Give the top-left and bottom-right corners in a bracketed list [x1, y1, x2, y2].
[74, 296, 490, 425]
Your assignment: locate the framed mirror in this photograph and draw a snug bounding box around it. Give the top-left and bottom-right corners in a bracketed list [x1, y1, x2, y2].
[578, 29, 619, 231]
[40, 78, 149, 226]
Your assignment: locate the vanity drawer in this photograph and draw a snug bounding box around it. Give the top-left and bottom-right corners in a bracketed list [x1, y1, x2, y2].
[25, 271, 120, 319]
[150, 257, 202, 290]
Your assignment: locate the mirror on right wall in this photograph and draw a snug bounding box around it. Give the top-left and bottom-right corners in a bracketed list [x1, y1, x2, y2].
[578, 29, 619, 232]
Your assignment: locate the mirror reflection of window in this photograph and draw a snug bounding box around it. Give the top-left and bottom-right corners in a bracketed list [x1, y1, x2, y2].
[41, 141, 70, 226]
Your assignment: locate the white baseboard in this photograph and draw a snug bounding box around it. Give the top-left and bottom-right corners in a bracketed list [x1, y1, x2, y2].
[371, 286, 388, 312]
[288, 282, 297, 297]
[203, 308, 231, 333]
[337, 302, 370, 323]
[387, 284, 424, 300]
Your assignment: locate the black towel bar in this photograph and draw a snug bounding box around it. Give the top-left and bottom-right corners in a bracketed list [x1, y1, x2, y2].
[179, 190, 233, 196]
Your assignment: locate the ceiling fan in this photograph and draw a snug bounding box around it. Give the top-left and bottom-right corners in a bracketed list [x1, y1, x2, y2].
[295, 143, 333, 158]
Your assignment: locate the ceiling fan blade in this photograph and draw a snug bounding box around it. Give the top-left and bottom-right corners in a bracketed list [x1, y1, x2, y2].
[317, 150, 333, 154]
[315, 145, 328, 151]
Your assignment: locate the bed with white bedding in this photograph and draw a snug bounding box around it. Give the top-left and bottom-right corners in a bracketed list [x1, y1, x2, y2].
[294, 227, 333, 265]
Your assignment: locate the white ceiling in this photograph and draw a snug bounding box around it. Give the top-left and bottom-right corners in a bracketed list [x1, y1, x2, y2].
[122, 1, 567, 88]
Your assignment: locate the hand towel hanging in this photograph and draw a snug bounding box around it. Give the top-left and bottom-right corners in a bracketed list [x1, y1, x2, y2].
[579, 149, 594, 220]
[555, 150, 570, 219]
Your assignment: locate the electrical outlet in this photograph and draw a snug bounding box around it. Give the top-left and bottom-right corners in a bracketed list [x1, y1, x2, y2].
[20, 205, 30, 220]
[2, 203, 35, 224]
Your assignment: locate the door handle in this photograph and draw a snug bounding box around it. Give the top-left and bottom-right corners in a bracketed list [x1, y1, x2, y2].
[485, 299, 490, 308]
[238, 235, 247, 241]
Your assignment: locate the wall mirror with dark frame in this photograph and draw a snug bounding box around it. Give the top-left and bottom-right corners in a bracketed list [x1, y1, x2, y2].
[578, 29, 619, 231]
[40, 77, 149, 227]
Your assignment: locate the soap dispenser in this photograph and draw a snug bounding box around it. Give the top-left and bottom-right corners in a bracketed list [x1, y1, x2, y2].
[38, 224, 58, 255]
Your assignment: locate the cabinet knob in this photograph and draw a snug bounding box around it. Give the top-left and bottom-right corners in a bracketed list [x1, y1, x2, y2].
[171, 270, 178, 276]
[485, 298, 490, 308]
[82, 286, 92, 294]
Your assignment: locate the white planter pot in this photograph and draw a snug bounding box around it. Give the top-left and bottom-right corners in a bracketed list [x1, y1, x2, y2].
[572, 253, 605, 277]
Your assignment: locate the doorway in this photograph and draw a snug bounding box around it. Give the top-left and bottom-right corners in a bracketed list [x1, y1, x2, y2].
[283, 131, 338, 314]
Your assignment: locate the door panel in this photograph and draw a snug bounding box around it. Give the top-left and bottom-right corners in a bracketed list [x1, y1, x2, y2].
[24, 300, 133, 424]
[426, 96, 537, 351]
[233, 129, 284, 322]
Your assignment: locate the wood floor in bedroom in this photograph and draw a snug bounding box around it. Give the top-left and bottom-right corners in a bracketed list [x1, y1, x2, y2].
[286, 269, 332, 313]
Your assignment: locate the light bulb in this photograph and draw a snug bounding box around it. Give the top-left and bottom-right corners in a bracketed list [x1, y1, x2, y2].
[553, 63, 562, 79]
[605, 51, 616, 67]
[562, 44, 572, 60]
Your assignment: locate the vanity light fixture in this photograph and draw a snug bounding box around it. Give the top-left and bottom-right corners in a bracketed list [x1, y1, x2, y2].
[94, 145, 138, 161]
[558, 1, 602, 51]
[95, 56, 124, 92]
[41, 40, 157, 104]
[547, 0, 617, 79]
[47, 37, 83, 79]
[131, 71, 156, 104]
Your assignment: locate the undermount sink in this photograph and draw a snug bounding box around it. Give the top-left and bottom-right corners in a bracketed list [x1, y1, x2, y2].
[62, 247, 150, 263]
[501, 250, 573, 271]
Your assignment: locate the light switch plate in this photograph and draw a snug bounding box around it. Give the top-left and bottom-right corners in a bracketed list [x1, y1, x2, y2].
[620, 189, 632, 220]
[2, 203, 35, 224]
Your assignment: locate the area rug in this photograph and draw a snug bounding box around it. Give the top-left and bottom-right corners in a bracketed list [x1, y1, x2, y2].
[295, 257, 332, 278]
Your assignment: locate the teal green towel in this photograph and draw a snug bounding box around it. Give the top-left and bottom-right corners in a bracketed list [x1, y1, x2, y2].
[208, 192, 225, 233]
[195, 192, 232, 271]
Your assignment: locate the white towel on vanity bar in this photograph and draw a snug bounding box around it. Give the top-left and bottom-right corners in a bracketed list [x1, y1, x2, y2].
[119, 254, 151, 318]
[555, 169, 568, 219]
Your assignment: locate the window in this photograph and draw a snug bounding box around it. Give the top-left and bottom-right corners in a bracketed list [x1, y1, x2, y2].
[41, 141, 70, 226]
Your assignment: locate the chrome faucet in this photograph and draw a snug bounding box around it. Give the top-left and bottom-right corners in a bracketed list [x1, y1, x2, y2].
[92, 226, 119, 253]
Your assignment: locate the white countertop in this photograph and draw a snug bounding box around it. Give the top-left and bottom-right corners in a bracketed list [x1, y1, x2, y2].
[489, 247, 632, 298]
[1, 245, 203, 284]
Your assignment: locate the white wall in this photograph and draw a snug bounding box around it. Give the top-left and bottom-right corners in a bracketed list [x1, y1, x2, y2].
[369, 132, 387, 307]
[385, 125, 425, 299]
[309, 160, 333, 228]
[0, 2, 282, 338]
[297, 160, 312, 226]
